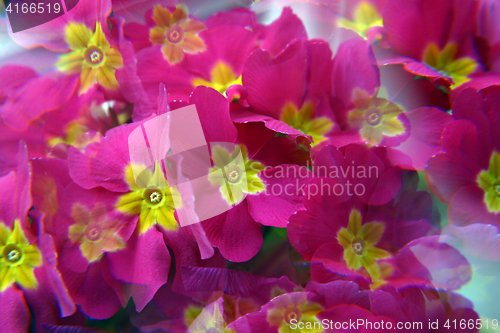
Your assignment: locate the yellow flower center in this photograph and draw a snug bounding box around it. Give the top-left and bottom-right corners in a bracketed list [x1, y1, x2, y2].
[56, 22, 124, 94]
[84, 46, 104, 65]
[116, 164, 180, 234]
[351, 239, 364, 255]
[226, 168, 241, 184]
[267, 297, 324, 332]
[280, 101, 333, 146]
[149, 5, 206, 64]
[3, 244, 22, 264]
[423, 42, 477, 88]
[145, 189, 164, 205]
[337, 1, 383, 38]
[0, 221, 42, 291]
[85, 225, 102, 242]
[285, 310, 300, 324]
[68, 203, 126, 262]
[477, 151, 500, 212]
[166, 26, 183, 44]
[336, 209, 391, 287]
[208, 145, 266, 205]
[365, 109, 381, 126]
[192, 61, 243, 94]
[348, 92, 405, 145]
[494, 181, 500, 198]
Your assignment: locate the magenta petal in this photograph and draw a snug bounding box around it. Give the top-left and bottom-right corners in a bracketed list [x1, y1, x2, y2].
[0, 65, 37, 94]
[234, 121, 276, 158]
[124, 284, 159, 313]
[114, 16, 155, 122]
[368, 166, 402, 205]
[67, 122, 142, 192]
[342, 144, 388, 203]
[185, 223, 214, 260]
[305, 280, 370, 310]
[231, 108, 309, 139]
[448, 185, 499, 227]
[31, 157, 72, 235]
[231, 109, 302, 137]
[184, 25, 258, 79]
[288, 194, 350, 261]
[205, 7, 257, 29]
[0, 172, 16, 226]
[479, 0, 500, 44]
[305, 40, 333, 101]
[14, 142, 31, 222]
[122, 21, 152, 51]
[442, 223, 500, 262]
[369, 289, 415, 324]
[61, 240, 90, 273]
[311, 242, 368, 282]
[391, 236, 471, 290]
[129, 284, 195, 332]
[319, 304, 375, 327]
[247, 165, 312, 228]
[189, 86, 238, 143]
[242, 39, 307, 119]
[389, 107, 453, 170]
[38, 221, 75, 317]
[107, 228, 170, 291]
[425, 120, 485, 202]
[0, 143, 31, 226]
[452, 87, 491, 126]
[227, 311, 271, 333]
[1, 75, 77, 131]
[162, 228, 226, 295]
[202, 201, 262, 262]
[403, 61, 450, 82]
[332, 38, 379, 107]
[383, 0, 452, 59]
[181, 266, 269, 295]
[326, 130, 365, 148]
[252, 136, 311, 168]
[0, 286, 30, 332]
[386, 66, 450, 111]
[60, 261, 122, 319]
[452, 73, 500, 99]
[258, 7, 307, 56]
[135, 45, 193, 106]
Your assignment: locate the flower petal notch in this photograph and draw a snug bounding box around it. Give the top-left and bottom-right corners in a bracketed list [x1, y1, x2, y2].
[128, 103, 246, 228]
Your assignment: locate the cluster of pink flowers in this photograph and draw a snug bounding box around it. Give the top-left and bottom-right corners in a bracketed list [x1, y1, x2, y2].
[1, 0, 499, 331]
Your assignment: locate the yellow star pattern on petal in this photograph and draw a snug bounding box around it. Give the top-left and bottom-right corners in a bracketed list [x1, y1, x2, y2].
[423, 42, 478, 88]
[208, 145, 266, 206]
[56, 21, 124, 95]
[192, 61, 242, 94]
[150, 5, 207, 64]
[348, 89, 406, 146]
[337, 1, 383, 38]
[0, 220, 42, 292]
[337, 209, 391, 287]
[68, 203, 125, 262]
[281, 102, 333, 146]
[116, 162, 181, 234]
[477, 151, 500, 213]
